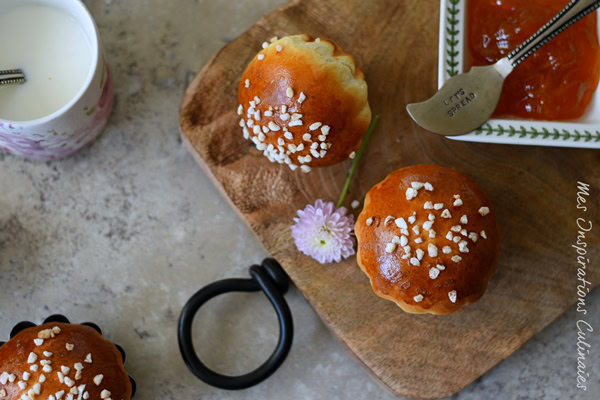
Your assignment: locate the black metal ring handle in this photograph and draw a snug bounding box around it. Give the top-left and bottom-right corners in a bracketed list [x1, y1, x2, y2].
[178, 258, 294, 390]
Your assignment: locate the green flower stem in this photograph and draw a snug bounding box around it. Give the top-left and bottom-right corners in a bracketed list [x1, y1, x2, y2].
[336, 115, 380, 209]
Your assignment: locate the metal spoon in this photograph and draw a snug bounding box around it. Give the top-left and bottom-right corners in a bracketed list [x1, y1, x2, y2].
[0, 69, 26, 85]
[407, 0, 600, 136]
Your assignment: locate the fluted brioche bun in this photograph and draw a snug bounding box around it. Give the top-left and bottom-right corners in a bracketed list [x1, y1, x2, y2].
[0, 323, 132, 400]
[237, 34, 371, 172]
[355, 165, 499, 315]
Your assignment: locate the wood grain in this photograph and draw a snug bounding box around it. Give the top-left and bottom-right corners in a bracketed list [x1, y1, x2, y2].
[179, 0, 600, 397]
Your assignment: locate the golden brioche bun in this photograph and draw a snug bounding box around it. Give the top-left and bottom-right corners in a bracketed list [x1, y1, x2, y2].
[355, 165, 499, 315]
[0, 323, 132, 400]
[237, 34, 371, 172]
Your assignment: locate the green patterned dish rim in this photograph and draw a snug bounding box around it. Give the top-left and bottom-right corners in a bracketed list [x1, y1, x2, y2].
[438, 0, 600, 148]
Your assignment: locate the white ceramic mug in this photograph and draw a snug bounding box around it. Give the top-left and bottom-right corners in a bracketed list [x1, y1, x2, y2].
[0, 0, 113, 161]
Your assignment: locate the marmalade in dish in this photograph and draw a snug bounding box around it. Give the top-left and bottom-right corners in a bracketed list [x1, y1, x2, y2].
[467, 0, 600, 120]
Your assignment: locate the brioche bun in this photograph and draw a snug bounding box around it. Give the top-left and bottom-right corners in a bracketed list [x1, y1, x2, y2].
[355, 165, 499, 314]
[237, 34, 371, 172]
[0, 322, 132, 400]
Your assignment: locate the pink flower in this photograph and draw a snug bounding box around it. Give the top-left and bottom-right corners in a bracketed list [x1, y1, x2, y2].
[291, 199, 355, 264]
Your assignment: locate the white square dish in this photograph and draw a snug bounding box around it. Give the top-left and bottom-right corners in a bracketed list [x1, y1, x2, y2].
[439, 0, 600, 148]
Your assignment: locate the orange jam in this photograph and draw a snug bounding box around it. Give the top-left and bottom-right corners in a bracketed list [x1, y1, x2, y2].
[467, 0, 600, 120]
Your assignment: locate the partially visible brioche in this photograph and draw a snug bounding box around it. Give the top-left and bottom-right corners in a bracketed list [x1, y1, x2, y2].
[237, 34, 371, 172]
[0, 322, 132, 400]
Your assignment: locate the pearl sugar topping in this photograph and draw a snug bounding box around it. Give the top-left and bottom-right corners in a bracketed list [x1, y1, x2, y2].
[368, 180, 491, 304]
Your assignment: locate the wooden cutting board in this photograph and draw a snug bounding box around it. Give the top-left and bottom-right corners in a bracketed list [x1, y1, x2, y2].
[179, 0, 600, 397]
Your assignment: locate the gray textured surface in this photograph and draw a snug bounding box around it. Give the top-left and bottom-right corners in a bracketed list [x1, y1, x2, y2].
[0, 0, 599, 399]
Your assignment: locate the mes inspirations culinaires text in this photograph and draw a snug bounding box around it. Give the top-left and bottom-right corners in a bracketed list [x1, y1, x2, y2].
[574, 181, 594, 392]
